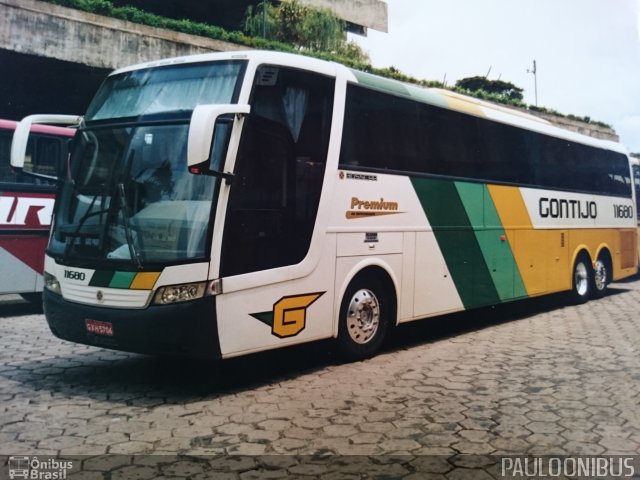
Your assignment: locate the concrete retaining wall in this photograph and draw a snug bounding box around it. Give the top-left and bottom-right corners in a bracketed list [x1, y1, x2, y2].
[525, 109, 619, 142]
[1, 0, 244, 70]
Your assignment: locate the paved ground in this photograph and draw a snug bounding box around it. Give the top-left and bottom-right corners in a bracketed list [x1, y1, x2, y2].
[0, 277, 639, 478]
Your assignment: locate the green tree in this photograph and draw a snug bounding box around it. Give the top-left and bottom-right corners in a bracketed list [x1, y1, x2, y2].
[243, 0, 369, 63]
[455, 76, 524, 102]
[243, 2, 278, 41]
[337, 40, 370, 65]
[300, 7, 344, 52]
[276, 0, 307, 44]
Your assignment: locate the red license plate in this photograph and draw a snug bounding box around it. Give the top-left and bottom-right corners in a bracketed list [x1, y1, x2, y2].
[85, 319, 114, 337]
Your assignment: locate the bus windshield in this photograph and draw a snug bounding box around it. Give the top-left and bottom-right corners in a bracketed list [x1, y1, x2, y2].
[49, 60, 247, 267]
[86, 60, 245, 121]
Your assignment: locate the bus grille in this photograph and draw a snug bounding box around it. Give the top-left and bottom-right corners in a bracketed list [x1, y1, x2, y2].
[62, 284, 152, 309]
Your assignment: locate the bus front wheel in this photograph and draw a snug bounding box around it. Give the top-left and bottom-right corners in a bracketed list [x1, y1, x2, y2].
[336, 273, 393, 361]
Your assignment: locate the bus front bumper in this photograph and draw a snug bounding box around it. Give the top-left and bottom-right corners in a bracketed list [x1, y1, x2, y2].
[43, 289, 221, 359]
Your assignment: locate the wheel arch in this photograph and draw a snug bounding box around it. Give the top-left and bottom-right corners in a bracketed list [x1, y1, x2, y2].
[334, 259, 400, 338]
[570, 246, 593, 270]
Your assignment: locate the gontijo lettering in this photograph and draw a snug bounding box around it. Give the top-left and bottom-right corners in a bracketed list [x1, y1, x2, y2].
[539, 197, 597, 219]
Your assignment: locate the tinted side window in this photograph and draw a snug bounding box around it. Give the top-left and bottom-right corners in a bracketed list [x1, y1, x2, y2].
[601, 151, 632, 196]
[28, 136, 63, 180]
[420, 104, 481, 179]
[340, 85, 482, 178]
[476, 119, 530, 183]
[340, 84, 631, 197]
[340, 86, 420, 171]
[0, 130, 61, 186]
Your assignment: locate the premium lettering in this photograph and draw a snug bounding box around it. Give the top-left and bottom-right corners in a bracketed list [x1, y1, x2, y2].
[350, 197, 398, 211]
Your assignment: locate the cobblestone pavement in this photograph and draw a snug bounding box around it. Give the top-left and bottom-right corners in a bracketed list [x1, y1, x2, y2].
[0, 277, 639, 479]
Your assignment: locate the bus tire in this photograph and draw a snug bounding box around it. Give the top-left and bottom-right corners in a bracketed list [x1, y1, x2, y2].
[336, 272, 393, 361]
[591, 254, 610, 299]
[571, 253, 592, 304]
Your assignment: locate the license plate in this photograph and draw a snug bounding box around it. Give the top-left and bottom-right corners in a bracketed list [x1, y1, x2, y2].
[85, 319, 114, 337]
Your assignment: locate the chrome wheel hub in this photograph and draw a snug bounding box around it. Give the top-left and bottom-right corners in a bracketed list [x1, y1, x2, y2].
[346, 289, 380, 345]
[593, 260, 607, 291]
[574, 262, 589, 296]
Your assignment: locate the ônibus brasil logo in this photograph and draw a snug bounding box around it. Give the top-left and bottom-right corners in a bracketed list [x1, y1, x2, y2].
[7, 456, 74, 479]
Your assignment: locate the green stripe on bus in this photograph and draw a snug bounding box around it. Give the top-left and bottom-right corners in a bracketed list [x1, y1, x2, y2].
[109, 271, 137, 288]
[405, 87, 449, 109]
[350, 69, 449, 109]
[89, 270, 115, 287]
[454, 182, 527, 301]
[349, 69, 410, 97]
[88, 270, 138, 289]
[411, 177, 500, 309]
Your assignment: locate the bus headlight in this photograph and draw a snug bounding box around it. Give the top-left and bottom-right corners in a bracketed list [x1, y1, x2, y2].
[44, 272, 61, 294]
[153, 282, 207, 305]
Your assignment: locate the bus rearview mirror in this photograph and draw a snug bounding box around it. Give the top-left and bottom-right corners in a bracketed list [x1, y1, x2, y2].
[11, 114, 82, 173]
[187, 104, 250, 182]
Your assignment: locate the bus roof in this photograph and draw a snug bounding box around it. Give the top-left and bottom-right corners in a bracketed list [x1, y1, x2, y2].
[0, 118, 76, 137]
[109, 50, 628, 156]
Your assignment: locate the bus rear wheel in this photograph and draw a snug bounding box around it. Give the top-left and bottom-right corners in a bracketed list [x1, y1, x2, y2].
[336, 273, 392, 361]
[571, 254, 592, 304]
[591, 256, 610, 299]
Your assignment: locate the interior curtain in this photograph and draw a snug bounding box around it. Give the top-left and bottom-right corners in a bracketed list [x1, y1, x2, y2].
[282, 87, 309, 142]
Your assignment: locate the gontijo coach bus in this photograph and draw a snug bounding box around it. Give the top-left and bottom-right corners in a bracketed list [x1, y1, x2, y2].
[11, 51, 637, 360]
[1, 119, 75, 301]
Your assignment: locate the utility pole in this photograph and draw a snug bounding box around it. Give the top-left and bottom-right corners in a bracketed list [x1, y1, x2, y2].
[527, 59, 538, 106]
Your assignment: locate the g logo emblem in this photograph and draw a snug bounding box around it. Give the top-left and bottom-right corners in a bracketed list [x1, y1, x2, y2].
[250, 292, 325, 338]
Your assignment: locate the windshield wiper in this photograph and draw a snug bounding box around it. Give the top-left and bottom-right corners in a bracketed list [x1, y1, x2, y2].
[117, 182, 142, 269]
[62, 190, 108, 261]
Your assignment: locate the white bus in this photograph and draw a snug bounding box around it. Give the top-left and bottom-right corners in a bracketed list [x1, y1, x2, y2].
[11, 51, 637, 360]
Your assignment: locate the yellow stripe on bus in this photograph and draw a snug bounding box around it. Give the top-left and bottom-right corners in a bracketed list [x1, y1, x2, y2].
[443, 96, 484, 117]
[130, 272, 161, 290]
[487, 184, 548, 296]
[487, 185, 532, 229]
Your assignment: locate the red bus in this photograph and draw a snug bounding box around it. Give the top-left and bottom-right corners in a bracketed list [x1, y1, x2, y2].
[0, 119, 75, 301]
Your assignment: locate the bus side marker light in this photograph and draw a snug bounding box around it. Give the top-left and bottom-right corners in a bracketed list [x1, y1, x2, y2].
[209, 279, 223, 295]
